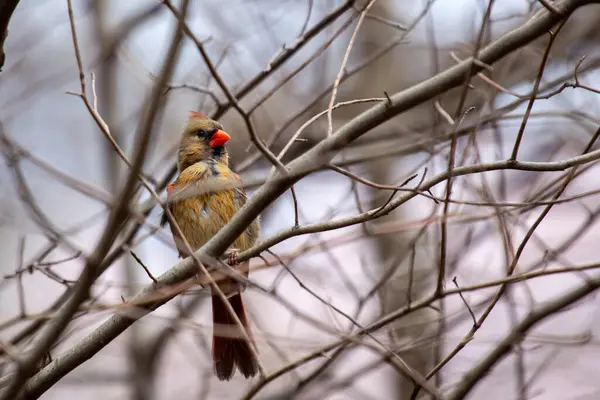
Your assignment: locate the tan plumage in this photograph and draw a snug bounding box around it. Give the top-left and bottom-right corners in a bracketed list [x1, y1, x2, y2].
[164, 112, 260, 380]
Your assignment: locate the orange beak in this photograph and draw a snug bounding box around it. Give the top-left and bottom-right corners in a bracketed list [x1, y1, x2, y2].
[209, 129, 230, 147]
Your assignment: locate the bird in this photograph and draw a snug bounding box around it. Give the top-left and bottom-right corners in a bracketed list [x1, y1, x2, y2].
[162, 111, 260, 380]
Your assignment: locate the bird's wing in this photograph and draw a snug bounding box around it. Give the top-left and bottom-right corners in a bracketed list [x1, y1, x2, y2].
[162, 164, 210, 225]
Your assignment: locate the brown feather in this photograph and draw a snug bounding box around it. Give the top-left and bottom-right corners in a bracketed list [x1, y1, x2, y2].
[212, 289, 257, 380]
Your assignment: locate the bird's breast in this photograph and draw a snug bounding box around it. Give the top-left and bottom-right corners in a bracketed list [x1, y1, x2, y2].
[170, 174, 246, 252]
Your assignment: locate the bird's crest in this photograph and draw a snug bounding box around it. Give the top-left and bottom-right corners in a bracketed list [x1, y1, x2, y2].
[188, 110, 207, 120]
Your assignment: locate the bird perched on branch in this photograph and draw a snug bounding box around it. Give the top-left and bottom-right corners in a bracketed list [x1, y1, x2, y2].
[162, 111, 260, 380]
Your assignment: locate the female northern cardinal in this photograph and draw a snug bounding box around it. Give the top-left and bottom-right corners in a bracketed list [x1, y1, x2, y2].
[163, 111, 260, 380]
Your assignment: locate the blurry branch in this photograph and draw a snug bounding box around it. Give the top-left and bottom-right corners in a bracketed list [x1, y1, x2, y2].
[318, 342, 441, 400]
[247, 0, 434, 171]
[138, 294, 208, 381]
[237, 53, 600, 187]
[277, 97, 387, 161]
[414, 125, 600, 398]
[434, 0, 493, 391]
[0, 128, 78, 251]
[4, 253, 600, 336]
[0, 0, 19, 71]
[247, 10, 359, 116]
[100, 3, 164, 64]
[237, 35, 408, 171]
[447, 273, 600, 400]
[327, 163, 417, 191]
[237, 146, 600, 263]
[163, 83, 221, 107]
[268, 251, 441, 398]
[0, 0, 189, 397]
[3, 250, 81, 287]
[0, 241, 79, 355]
[0, 136, 113, 204]
[213, 0, 356, 115]
[0, 290, 70, 356]
[509, 20, 565, 161]
[0, 133, 171, 239]
[242, 263, 600, 400]
[363, 9, 407, 31]
[0, 211, 137, 361]
[18, 0, 600, 397]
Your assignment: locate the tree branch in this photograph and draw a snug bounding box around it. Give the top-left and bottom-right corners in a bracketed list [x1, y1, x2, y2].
[447, 274, 600, 400]
[19, 0, 600, 397]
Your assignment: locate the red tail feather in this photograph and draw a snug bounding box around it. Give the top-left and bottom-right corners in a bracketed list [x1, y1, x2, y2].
[211, 292, 258, 380]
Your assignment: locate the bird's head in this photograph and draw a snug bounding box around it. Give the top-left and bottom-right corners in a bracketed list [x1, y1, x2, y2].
[178, 111, 231, 171]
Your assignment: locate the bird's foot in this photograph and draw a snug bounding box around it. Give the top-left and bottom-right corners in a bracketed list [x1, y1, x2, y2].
[223, 248, 239, 266]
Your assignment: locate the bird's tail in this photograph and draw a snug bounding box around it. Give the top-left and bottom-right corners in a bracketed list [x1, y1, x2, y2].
[211, 290, 258, 380]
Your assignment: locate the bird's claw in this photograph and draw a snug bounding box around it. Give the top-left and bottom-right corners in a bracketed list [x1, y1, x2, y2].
[223, 249, 239, 266]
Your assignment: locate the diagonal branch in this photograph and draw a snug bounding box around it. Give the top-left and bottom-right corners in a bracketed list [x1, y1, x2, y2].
[447, 274, 600, 400]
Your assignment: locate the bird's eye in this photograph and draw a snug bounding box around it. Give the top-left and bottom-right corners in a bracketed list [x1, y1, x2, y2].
[196, 129, 208, 138]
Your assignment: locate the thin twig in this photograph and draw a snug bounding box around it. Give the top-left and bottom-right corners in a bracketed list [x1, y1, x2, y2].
[509, 20, 566, 161]
[452, 277, 476, 326]
[129, 250, 157, 284]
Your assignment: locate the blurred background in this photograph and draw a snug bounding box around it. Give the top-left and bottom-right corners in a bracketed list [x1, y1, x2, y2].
[2, 0, 600, 399]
